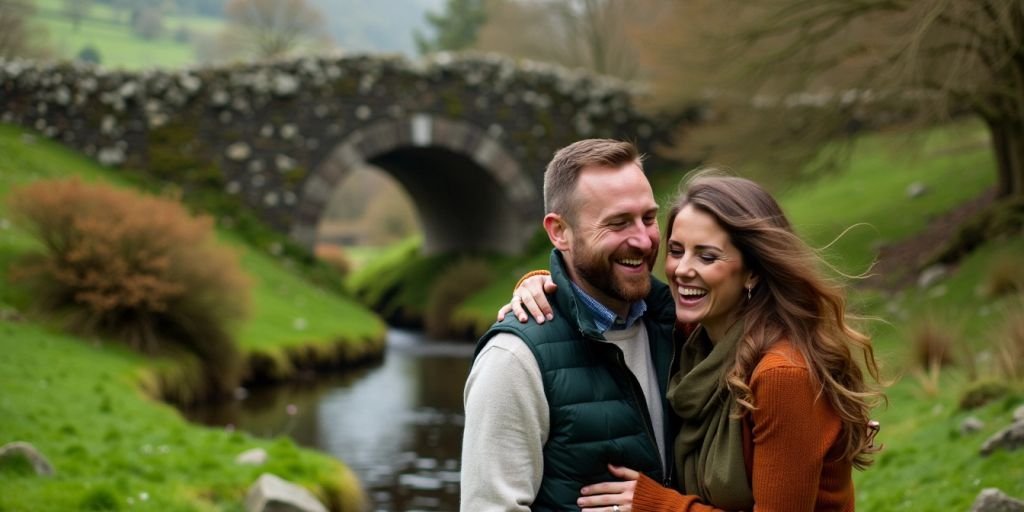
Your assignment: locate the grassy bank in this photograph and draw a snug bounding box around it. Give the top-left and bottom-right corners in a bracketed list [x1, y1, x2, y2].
[0, 123, 385, 510]
[0, 321, 363, 511]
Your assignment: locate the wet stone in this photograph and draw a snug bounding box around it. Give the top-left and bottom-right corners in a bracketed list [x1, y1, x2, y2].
[971, 488, 1024, 512]
[0, 441, 55, 476]
[244, 473, 327, 512]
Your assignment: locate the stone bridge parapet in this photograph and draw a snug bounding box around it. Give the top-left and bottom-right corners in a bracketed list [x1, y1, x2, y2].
[0, 53, 676, 254]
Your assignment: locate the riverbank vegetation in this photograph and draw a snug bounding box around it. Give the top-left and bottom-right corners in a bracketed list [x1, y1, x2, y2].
[0, 122, 384, 510]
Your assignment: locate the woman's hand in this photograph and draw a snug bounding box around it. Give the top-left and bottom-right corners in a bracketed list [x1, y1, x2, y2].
[577, 465, 640, 512]
[496, 273, 557, 323]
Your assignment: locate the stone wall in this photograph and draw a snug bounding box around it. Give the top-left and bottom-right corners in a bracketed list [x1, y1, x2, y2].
[0, 53, 675, 254]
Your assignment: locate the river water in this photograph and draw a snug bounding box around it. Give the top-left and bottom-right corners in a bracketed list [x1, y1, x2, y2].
[183, 329, 474, 512]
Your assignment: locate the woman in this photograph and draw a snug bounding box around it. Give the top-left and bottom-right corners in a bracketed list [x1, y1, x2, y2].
[505, 170, 883, 511]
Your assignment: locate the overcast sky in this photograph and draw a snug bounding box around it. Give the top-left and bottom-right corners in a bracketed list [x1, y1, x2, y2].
[310, 0, 445, 57]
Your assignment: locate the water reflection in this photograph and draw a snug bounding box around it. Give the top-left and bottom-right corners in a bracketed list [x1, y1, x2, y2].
[183, 329, 474, 512]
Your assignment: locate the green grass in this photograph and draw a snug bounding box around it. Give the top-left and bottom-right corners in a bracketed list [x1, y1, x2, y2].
[781, 123, 995, 273]
[0, 123, 381, 509]
[0, 321, 361, 511]
[235, 241, 383, 351]
[30, 0, 224, 69]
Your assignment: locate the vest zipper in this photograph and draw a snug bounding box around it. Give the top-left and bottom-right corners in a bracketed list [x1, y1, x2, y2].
[663, 333, 680, 488]
[611, 347, 666, 479]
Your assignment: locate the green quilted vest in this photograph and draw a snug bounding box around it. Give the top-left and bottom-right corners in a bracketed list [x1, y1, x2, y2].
[475, 250, 677, 511]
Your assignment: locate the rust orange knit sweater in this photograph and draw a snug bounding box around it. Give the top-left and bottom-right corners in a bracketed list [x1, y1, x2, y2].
[632, 341, 854, 512]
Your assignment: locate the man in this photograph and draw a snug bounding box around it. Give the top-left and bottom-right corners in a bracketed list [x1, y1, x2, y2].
[460, 139, 677, 511]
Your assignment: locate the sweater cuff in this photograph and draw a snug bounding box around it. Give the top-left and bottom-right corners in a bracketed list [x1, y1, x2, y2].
[513, 270, 551, 293]
[632, 473, 693, 512]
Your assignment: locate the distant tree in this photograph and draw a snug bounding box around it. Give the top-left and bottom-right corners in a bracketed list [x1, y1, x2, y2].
[548, 0, 641, 78]
[173, 25, 192, 43]
[77, 44, 102, 64]
[0, 0, 50, 59]
[472, 0, 649, 79]
[132, 6, 165, 39]
[414, 0, 486, 54]
[221, 0, 327, 59]
[63, 0, 94, 31]
[650, 0, 1024, 199]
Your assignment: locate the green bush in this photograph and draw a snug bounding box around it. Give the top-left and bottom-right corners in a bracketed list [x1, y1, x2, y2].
[8, 178, 249, 400]
[76, 45, 101, 64]
[959, 379, 1012, 410]
[79, 487, 120, 511]
[425, 258, 494, 339]
[981, 252, 1024, 298]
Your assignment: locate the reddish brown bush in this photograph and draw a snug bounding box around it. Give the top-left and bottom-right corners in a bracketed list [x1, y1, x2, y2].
[314, 243, 352, 276]
[907, 313, 960, 396]
[8, 178, 249, 399]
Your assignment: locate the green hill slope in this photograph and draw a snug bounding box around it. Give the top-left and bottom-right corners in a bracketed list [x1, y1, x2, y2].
[29, 0, 223, 69]
[0, 123, 383, 510]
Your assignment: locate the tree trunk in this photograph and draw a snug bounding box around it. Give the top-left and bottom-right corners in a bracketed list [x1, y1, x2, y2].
[986, 118, 1024, 198]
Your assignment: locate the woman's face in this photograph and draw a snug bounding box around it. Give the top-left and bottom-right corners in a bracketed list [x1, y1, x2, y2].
[664, 204, 754, 341]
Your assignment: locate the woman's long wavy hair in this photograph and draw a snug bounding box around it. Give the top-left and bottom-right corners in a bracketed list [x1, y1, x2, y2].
[666, 169, 884, 469]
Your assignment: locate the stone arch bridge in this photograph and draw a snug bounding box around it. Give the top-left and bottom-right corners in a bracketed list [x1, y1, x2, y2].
[0, 54, 675, 254]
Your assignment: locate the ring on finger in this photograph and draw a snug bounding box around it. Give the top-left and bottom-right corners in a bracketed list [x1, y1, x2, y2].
[613, 505, 620, 512]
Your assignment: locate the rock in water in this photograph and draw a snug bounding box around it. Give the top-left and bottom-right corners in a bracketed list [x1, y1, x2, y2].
[244, 473, 327, 512]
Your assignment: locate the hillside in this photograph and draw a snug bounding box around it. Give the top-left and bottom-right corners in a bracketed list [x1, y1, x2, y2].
[0, 123, 385, 510]
[2, 119, 1023, 509]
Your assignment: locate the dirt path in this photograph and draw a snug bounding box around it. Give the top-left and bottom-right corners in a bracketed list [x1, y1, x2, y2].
[863, 188, 996, 290]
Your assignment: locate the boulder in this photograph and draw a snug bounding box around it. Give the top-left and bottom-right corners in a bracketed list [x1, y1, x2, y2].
[906, 181, 929, 198]
[980, 420, 1024, 456]
[244, 473, 327, 512]
[971, 488, 1024, 512]
[961, 416, 985, 436]
[235, 448, 268, 466]
[0, 441, 55, 476]
[97, 146, 125, 166]
[917, 264, 947, 289]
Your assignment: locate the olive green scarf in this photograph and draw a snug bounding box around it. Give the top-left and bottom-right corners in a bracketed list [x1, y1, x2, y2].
[667, 322, 754, 510]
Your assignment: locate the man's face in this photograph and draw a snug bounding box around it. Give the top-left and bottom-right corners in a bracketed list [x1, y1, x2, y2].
[561, 162, 660, 314]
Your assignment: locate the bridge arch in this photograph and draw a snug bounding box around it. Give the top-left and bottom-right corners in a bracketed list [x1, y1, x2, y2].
[0, 55, 681, 258]
[291, 114, 540, 254]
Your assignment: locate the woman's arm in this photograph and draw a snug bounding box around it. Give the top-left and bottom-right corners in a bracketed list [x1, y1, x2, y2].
[580, 362, 843, 512]
[496, 270, 557, 323]
[577, 465, 720, 512]
[747, 362, 843, 511]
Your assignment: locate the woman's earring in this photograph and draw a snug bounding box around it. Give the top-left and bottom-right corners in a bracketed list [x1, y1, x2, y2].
[746, 286, 752, 300]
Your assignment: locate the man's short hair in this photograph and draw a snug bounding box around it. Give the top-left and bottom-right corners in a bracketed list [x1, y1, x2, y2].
[543, 139, 644, 224]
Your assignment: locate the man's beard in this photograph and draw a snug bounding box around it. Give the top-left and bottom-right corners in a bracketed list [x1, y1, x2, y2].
[571, 241, 652, 303]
